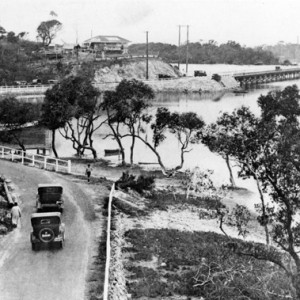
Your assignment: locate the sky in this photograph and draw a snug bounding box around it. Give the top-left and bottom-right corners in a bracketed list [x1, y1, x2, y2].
[0, 0, 300, 47]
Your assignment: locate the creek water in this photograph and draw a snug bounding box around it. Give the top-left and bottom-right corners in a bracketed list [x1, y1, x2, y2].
[24, 64, 300, 211]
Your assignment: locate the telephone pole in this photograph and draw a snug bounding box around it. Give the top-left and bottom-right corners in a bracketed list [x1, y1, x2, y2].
[177, 25, 181, 69]
[146, 31, 149, 80]
[185, 25, 189, 75]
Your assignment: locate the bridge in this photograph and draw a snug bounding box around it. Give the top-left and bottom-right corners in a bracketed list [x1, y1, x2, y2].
[233, 68, 300, 86]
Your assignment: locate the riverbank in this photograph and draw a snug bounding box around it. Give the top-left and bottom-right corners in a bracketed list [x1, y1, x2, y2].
[92, 58, 240, 93]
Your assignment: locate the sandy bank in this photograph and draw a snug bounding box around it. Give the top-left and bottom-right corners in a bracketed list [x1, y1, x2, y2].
[93, 58, 240, 93]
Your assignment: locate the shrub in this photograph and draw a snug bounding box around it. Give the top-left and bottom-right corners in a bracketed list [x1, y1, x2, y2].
[212, 73, 222, 82]
[115, 172, 155, 194]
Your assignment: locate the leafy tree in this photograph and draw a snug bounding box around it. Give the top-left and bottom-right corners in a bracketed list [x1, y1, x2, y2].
[129, 41, 279, 65]
[40, 86, 73, 157]
[41, 76, 102, 158]
[168, 111, 205, 170]
[102, 90, 126, 165]
[103, 79, 154, 165]
[0, 97, 39, 151]
[36, 19, 62, 46]
[0, 26, 6, 39]
[206, 85, 300, 297]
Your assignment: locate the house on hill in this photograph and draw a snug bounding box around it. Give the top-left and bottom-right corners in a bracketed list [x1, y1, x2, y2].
[82, 35, 130, 58]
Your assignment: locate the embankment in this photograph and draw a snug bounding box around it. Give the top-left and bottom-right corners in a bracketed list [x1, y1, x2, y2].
[93, 58, 239, 93]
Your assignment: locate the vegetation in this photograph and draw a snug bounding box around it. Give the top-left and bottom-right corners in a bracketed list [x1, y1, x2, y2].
[124, 229, 290, 299]
[41, 75, 102, 158]
[200, 85, 300, 297]
[115, 172, 155, 194]
[0, 97, 40, 151]
[102, 79, 154, 165]
[36, 19, 62, 46]
[129, 41, 279, 65]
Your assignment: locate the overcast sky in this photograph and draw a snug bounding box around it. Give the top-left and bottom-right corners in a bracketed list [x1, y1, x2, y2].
[0, 0, 299, 46]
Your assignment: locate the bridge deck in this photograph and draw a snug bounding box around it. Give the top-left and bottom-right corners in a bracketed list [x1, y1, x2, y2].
[234, 68, 300, 78]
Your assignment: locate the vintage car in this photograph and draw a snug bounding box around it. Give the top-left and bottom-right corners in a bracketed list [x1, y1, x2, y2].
[30, 212, 65, 250]
[36, 183, 64, 213]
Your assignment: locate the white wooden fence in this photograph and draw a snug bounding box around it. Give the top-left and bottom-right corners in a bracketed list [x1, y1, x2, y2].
[0, 145, 71, 174]
[0, 85, 52, 94]
[103, 183, 115, 300]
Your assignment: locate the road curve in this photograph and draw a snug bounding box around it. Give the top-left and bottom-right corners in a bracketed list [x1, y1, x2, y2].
[0, 159, 94, 300]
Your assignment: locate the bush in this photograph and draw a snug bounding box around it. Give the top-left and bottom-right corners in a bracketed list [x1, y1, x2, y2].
[115, 172, 155, 194]
[212, 73, 222, 82]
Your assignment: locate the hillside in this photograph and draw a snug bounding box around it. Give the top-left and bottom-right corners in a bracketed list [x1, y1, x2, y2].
[92, 58, 239, 93]
[93, 58, 180, 82]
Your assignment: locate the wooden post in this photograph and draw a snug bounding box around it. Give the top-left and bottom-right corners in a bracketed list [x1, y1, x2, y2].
[21, 151, 24, 164]
[1, 147, 3, 158]
[67, 160, 71, 173]
[56, 160, 59, 172]
[32, 155, 35, 167]
[44, 156, 47, 169]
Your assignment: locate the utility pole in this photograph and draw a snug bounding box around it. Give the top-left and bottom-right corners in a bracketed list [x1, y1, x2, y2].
[177, 25, 181, 69]
[146, 31, 149, 80]
[185, 25, 189, 75]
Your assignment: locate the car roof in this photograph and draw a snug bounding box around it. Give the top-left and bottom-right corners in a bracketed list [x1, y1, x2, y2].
[31, 212, 61, 219]
[38, 183, 63, 188]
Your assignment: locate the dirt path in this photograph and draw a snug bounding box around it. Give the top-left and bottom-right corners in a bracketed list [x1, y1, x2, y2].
[0, 160, 101, 300]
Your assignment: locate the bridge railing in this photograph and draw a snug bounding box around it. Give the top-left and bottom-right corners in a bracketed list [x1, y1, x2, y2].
[0, 145, 71, 173]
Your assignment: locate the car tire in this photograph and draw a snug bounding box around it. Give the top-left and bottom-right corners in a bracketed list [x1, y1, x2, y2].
[32, 243, 37, 251]
[59, 241, 64, 249]
[39, 228, 55, 243]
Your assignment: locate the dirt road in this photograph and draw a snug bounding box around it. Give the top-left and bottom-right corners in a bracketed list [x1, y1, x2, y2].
[0, 160, 97, 300]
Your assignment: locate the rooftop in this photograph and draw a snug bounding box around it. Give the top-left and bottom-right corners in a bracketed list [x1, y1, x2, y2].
[83, 35, 131, 44]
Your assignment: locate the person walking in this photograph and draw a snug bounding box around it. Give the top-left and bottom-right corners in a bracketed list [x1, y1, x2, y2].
[85, 164, 92, 182]
[11, 202, 21, 228]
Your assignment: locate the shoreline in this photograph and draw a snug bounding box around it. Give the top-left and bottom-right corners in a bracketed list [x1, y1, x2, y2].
[95, 75, 240, 93]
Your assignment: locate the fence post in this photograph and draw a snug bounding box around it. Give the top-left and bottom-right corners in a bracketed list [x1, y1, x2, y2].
[32, 154, 35, 167]
[1, 147, 3, 158]
[11, 149, 14, 161]
[56, 159, 59, 172]
[67, 160, 71, 173]
[44, 156, 47, 169]
[21, 151, 24, 164]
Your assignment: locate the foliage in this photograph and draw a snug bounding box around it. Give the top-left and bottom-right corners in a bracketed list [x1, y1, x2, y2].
[115, 172, 155, 194]
[0, 97, 40, 151]
[129, 41, 279, 64]
[145, 191, 224, 212]
[211, 73, 221, 82]
[36, 19, 62, 46]
[103, 79, 154, 165]
[201, 84, 300, 297]
[41, 76, 102, 158]
[124, 229, 290, 299]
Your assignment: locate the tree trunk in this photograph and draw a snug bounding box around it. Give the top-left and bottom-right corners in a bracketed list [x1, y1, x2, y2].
[130, 135, 135, 165]
[225, 154, 236, 187]
[108, 122, 125, 165]
[52, 129, 58, 158]
[135, 136, 167, 174]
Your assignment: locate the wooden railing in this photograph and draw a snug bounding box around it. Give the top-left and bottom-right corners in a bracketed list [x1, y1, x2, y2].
[0, 145, 71, 174]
